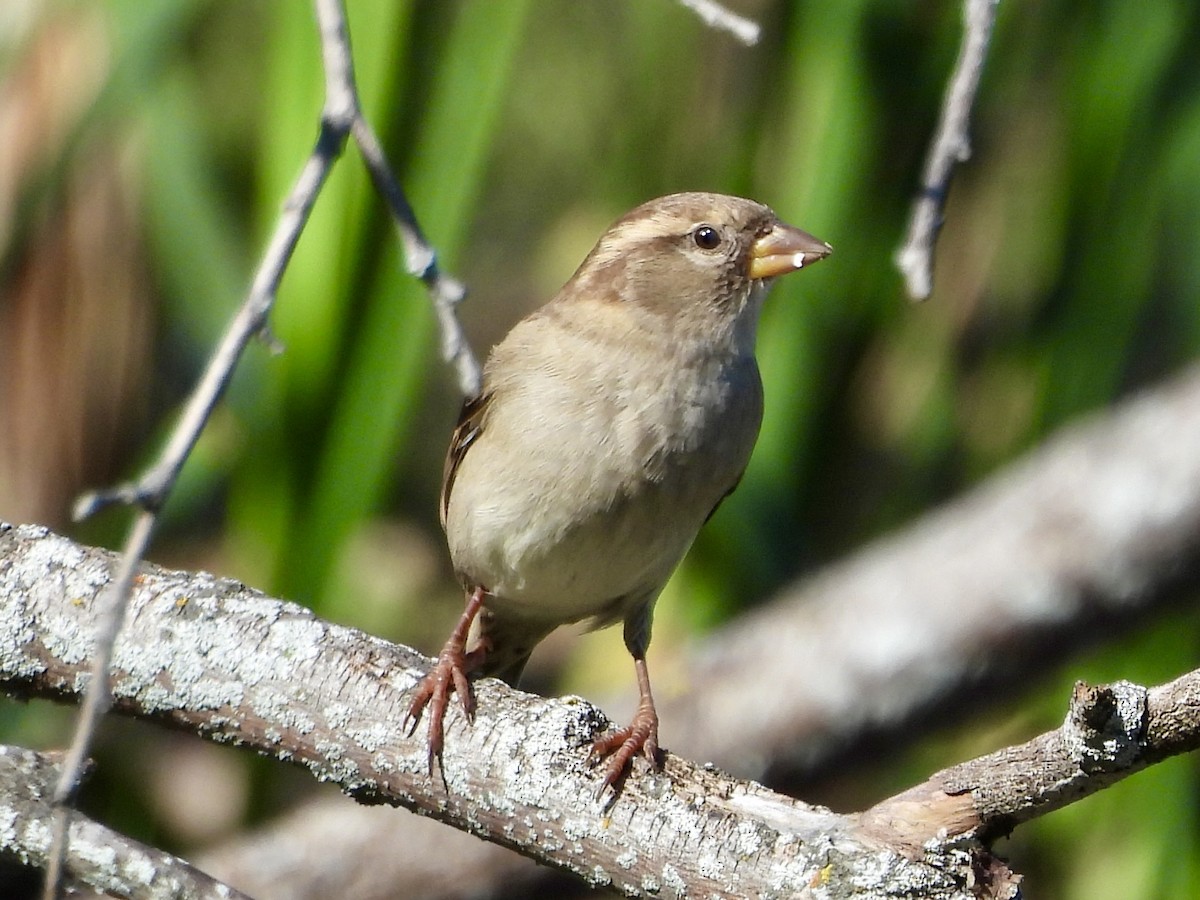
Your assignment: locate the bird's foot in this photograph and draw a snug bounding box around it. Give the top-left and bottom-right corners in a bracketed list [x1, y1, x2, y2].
[404, 645, 485, 771]
[590, 702, 661, 801]
[404, 587, 488, 773]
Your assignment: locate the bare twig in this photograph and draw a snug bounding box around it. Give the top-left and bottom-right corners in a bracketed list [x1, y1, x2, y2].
[895, 0, 1000, 300]
[45, 45, 344, 900]
[352, 117, 478, 397]
[45, 111, 345, 889]
[674, 0, 761, 46]
[46, 0, 474, 894]
[861, 671, 1200, 852]
[43, 509, 154, 896]
[4, 746, 251, 900]
[316, 0, 479, 395]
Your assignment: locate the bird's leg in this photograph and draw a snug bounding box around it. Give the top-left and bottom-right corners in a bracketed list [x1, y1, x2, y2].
[590, 654, 661, 797]
[404, 585, 489, 771]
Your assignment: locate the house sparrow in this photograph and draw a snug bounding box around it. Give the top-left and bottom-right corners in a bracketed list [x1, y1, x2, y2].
[406, 192, 830, 796]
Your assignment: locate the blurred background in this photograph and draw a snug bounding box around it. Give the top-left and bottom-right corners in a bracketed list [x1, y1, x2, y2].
[3, 0, 1200, 897]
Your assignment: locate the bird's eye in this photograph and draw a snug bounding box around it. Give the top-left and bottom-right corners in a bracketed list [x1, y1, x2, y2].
[692, 225, 721, 250]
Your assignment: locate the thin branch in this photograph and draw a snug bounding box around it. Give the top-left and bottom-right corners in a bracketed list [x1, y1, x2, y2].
[3, 746, 251, 899]
[45, 58, 343, 900]
[861, 672, 1200, 853]
[352, 116, 478, 398]
[311, 0, 478, 395]
[674, 0, 761, 46]
[895, 0, 1000, 300]
[43, 509, 154, 895]
[49, 0, 476, 894]
[319, 0, 479, 396]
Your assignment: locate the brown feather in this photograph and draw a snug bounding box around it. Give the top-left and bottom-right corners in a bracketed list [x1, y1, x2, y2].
[439, 390, 491, 530]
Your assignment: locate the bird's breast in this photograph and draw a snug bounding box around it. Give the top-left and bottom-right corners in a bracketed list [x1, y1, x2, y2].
[444, 327, 763, 627]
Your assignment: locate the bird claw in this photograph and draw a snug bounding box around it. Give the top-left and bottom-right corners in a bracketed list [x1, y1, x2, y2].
[405, 649, 478, 773]
[405, 587, 489, 775]
[589, 709, 661, 802]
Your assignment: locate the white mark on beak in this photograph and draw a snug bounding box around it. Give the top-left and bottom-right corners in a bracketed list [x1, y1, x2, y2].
[792, 252, 807, 269]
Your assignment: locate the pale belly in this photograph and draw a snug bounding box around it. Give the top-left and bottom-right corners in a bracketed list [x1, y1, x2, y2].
[450, 469, 711, 626]
[443, 356, 762, 628]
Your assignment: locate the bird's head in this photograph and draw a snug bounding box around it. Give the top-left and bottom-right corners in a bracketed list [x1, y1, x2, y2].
[561, 192, 831, 345]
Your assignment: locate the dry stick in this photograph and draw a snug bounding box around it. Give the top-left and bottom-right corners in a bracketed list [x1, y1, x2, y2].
[43, 0, 471, 895]
[675, 0, 761, 46]
[860, 672, 1200, 853]
[315, 0, 479, 397]
[352, 116, 479, 398]
[40, 510, 153, 897]
[895, 0, 1000, 300]
[6, 746, 254, 900]
[44, 118, 342, 900]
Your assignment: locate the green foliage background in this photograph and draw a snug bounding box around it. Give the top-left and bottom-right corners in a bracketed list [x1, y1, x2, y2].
[5, 1, 1200, 896]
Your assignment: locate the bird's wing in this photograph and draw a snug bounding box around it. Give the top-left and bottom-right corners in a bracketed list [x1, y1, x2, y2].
[440, 390, 491, 530]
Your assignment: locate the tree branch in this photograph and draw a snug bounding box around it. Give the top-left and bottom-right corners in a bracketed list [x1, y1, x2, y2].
[895, 0, 1000, 300]
[45, 68, 341, 900]
[46, 1, 475, 893]
[0, 745, 250, 899]
[9, 519, 1200, 897]
[862, 671, 1200, 853]
[351, 116, 477, 398]
[0, 520, 1003, 899]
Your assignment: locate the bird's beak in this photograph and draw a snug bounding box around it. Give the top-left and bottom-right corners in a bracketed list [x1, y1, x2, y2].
[748, 224, 832, 280]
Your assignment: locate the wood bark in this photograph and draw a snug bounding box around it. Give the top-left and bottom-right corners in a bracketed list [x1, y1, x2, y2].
[6, 519, 1200, 896]
[0, 745, 251, 899]
[0, 521, 1001, 899]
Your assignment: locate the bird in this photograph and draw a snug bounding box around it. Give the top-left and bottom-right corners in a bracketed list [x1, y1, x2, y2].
[405, 191, 830, 797]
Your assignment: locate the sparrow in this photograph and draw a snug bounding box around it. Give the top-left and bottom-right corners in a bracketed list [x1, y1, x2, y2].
[406, 192, 830, 797]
